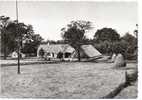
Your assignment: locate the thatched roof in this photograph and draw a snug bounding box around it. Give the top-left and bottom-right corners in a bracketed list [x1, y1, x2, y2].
[37, 44, 75, 54]
[81, 45, 102, 58]
[37, 44, 102, 58]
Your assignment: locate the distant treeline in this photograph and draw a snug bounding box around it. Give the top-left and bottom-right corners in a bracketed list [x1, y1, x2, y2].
[1, 16, 137, 60]
[42, 28, 137, 60]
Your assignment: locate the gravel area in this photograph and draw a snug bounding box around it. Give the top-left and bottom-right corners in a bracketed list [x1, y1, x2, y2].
[0, 62, 136, 98]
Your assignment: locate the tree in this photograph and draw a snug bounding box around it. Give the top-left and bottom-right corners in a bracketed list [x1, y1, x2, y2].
[61, 20, 93, 61]
[21, 25, 43, 56]
[112, 40, 128, 55]
[1, 19, 29, 59]
[0, 16, 43, 59]
[0, 16, 10, 59]
[1, 16, 30, 59]
[121, 33, 137, 45]
[21, 33, 43, 56]
[121, 33, 137, 59]
[94, 28, 120, 43]
[94, 40, 113, 54]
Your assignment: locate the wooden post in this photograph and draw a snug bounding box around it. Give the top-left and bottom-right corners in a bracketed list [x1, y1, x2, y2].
[16, 0, 20, 74]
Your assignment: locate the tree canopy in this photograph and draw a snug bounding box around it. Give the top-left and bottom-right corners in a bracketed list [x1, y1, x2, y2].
[121, 33, 137, 45]
[0, 16, 43, 59]
[94, 28, 120, 43]
[61, 20, 93, 43]
[61, 20, 93, 61]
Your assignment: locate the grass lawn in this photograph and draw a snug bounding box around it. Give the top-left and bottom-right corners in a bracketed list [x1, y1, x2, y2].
[0, 62, 137, 98]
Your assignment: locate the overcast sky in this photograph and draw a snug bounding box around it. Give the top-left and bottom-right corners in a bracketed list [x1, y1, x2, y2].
[0, 1, 137, 40]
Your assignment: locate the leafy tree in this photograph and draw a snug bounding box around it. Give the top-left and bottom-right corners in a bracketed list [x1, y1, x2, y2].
[121, 33, 137, 59]
[61, 20, 93, 61]
[121, 33, 137, 45]
[94, 28, 120, 43]
[21, 26, 43, 56]
[112, 40, 128, 55]
[1, 16, 30, 59]
[0, 16, 43, 59]
[94, 41, 113, 55]
[0, 16, 10, 59]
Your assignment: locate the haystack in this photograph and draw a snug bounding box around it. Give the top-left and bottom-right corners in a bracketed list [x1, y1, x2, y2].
[113, 53, 126, 68]
[110, 53, 117, 62]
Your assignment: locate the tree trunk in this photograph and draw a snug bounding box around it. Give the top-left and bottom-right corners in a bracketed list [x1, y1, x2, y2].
[3, 46, 7, 60]
[77, 49, 81, 62]
[3, 30, 7, 60]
